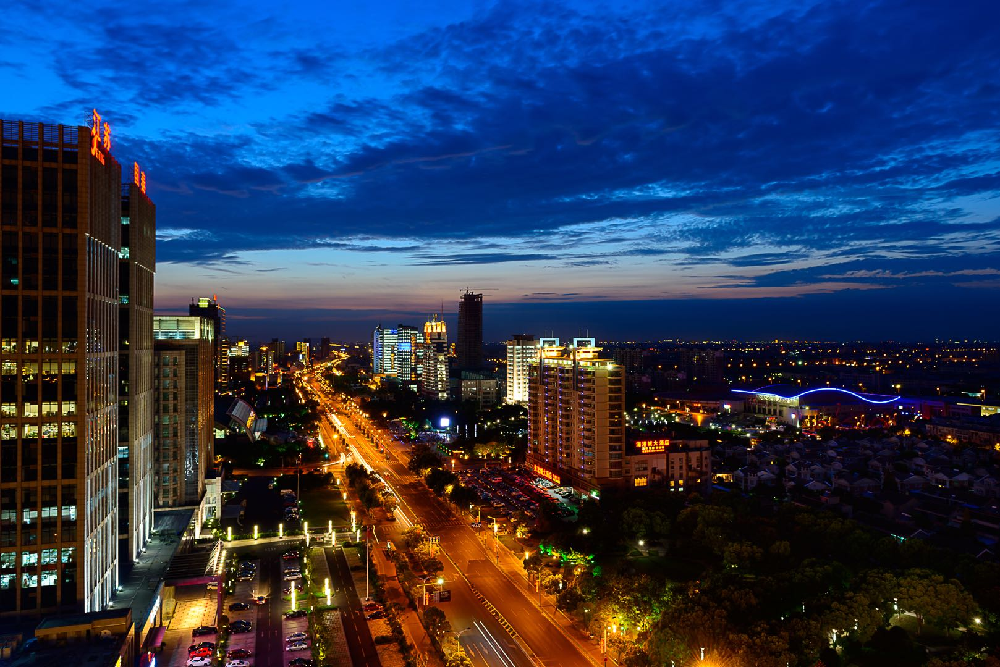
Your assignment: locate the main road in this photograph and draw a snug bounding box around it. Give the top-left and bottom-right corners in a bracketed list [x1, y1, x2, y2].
[301, 369, 597, 667]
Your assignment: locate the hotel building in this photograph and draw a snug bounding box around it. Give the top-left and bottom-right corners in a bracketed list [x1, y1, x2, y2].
[117, 174, 156, 568]
[526, 338, 625, 493]
[1, 116, 123, 616]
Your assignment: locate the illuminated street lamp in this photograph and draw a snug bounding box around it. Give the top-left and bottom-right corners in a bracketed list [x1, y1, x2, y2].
[253, 525, 259, 541]
[291, 585, 296, 610]
[227, 526, 232, 541]
[279, 523, 283, 539]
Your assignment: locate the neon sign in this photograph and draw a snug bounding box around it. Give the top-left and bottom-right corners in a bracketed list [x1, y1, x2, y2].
[90, 109, 111, 164]
[134, 162, 147, 194]
[531, 464, 560, 484]
[636, 439, 670, 453]
[733, 387, 901, 405]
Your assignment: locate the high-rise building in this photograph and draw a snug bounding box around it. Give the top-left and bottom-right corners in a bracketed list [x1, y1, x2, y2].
[527, 338, 625, 493]
[319, 337, 331, 361]
[189, 296, 227, 391]
[373, 325, 398, 377]
[505, 334, 538, 405]
[456, 291, 483, 370]
[152, 316, 214, 508]
[1, 116, 122, 616]
[679, 348, 724, 386]
[295, 341, 310, 366]
[270, 338, 285, 363]
[228, 339, 251, 381]
[422, 315, 449, 401]
[117, 172, 156, 570]
[372, 324, 422, 387]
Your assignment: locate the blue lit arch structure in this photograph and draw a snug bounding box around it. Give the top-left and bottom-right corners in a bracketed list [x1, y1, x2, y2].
[733, 386, 901, 405]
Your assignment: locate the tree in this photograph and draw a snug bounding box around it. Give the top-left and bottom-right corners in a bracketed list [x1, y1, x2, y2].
[897, 569, 979, 634]
[423, 606, 451, 641]
[445, 651, 474, 667]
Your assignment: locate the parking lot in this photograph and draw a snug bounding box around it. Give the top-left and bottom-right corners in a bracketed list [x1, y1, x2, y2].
[458, 465, 579, 525]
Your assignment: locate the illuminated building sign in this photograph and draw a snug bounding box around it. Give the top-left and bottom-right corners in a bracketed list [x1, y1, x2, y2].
[134, 162, 147, 194]
[531, 464, 560, 485]
[636, 439, 670, 453]
[90, 109, 111, 164]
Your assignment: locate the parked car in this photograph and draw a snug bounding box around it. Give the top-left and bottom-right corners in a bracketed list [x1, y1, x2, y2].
[189, 642, 215, 651]
[366, 610, 384, 620]
[288, 659, 315, 667]
[286, 632, 308, 642]
[227, 648, 252, 658]
[230, 621, 252, 633]
[283, 609, 308, 619]
[188, 647, 212, 658]
[283, 572, 302, 581]
[187, 659, 211, 667]
[226, 661, 251, 667]
[282, 551, 300, 559]
[228, 602, 250, 611]
[287, 641, 310, 652]
[192, 626, 217, 637]
[363, 601, 382, 612]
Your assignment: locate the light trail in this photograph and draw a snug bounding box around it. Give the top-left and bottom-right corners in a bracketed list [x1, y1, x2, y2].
[475, 620, 517, 667]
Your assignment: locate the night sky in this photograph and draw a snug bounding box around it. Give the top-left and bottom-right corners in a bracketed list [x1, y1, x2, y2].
[4, 0, 1000, 341]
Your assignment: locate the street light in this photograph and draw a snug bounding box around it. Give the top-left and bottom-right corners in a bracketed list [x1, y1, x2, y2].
[253, 525, 259, 541]
[279, 523, 283, 539]
[227, 526, 232, 541]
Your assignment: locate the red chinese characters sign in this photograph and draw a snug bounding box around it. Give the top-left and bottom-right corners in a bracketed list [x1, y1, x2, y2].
[90, 109, 111, 164]
[133, 162, 147, 194]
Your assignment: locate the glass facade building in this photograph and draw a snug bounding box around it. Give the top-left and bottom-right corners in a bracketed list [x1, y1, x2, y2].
[0, 118, 122, 617]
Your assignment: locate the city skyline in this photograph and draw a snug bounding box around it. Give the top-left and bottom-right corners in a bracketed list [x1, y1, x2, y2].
[3, 0, 1000, 341]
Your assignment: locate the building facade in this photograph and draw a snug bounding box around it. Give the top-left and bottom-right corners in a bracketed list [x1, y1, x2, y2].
[373, 324, 423, 387]
[1, 117, 122, 616]
[526, 338, 625, 493]
[456, 291, 483, 370]
[505, 334, 538, 405]
[117, 177, 155, 568]
[622, 438, 711, 492]
[152, 316, 214, 508]
[421, 315, 449, 401]
[188, 297, 227, 391]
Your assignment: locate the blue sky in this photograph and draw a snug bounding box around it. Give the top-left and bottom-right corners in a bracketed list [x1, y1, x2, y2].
[4, 0, 1000, 341]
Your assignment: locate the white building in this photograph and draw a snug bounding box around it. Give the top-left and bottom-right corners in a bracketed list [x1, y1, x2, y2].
[505, 334, 539, 405]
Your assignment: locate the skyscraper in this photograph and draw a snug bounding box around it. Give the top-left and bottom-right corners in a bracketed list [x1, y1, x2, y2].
[152, 316, 214, 509]
[422, 314, 449, 401]
[189, 296, 227, 391]
[117, 171, 156, 569]
[527, 338, 625, 493]
[372, 324, 423, 387]
[1, 116, 122, 616]
[505, 334, 538, 405]
[456, 291, 483, 370]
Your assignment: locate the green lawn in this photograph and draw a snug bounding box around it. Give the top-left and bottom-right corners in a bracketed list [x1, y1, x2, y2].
[298, 484, 352, 527]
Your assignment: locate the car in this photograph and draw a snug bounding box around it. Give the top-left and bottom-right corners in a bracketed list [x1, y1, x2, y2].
[283, 567, 301, 574]
[282, 551, 300, 559]
[230, 622, 252, 634]
[192, 626, 218, 637]
[283, 572, 302, 581]
[283, 582, 305, 594]
[227, 649, 252, 659]
[363, 601, 382, 612]
[228, 602, 250, 611]
[366, 610, 384, 620]
[187, 659, 211, 667]
[226, 661, 251, 667]
[287, 641, 310, 652]
[283, 609, 308, 619]
[238, 573, 254, 581]
[286, 632, 308, 642]
[188, 648, 212, 658]
[288, 659, 315, 667]
[190, 642, 215, 651]
[253, 595, 267, 604]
